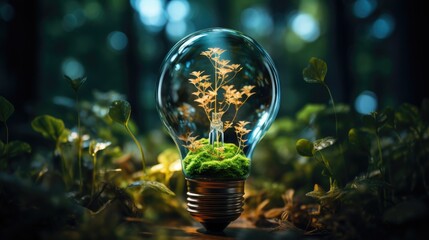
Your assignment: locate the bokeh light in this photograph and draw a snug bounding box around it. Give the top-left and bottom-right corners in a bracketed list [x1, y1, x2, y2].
[107, 31, 128, 51]
[355, 90, 378, 114]
[165, 0, 191, 41]
[0, 3, 14, 22]
[166, 0, 190, 21]
[131, 0, 167, 32]
[166, 20, 188, 41]
[61, 58, 85, 79]
[291, 13, 320, 42]
[353, 0, 377, 18]
[371, 13, 395, 39]
[240, 7, 273, 37]
[62, 10, 86, 32]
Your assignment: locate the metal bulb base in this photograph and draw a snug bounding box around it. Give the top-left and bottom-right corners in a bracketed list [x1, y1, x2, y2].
[186, 178, 245, 233]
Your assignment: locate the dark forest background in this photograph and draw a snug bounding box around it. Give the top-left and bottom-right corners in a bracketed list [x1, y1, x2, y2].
[0, 0, 426, 135]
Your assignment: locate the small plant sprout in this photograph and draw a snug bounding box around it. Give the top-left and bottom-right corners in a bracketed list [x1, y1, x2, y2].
[296, 137, 337, 189]
[89, 140, 111, 198]
[184, 47, 255, 155]
[65, 75, 87, 192]
[303, 57, 338, 136]
[108, 99, 146, 174]
[108, 100, 175, 197]
[31, 115, 71, 188]
[0, 96, 14, 144]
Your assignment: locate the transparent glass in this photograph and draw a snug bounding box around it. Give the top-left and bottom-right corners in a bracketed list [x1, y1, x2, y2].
[156, 28, 280, 180]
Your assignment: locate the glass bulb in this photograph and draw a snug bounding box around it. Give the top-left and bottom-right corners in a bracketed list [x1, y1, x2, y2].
[156, 28, 280, 232]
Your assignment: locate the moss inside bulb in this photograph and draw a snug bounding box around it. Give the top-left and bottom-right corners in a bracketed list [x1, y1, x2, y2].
[182, 138, 250, 179]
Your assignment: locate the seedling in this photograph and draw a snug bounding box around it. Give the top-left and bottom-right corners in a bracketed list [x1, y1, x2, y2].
[89, 140, 110, 198]
[31, 115, 71, 188]
[109, 99, 146, 174]
[303, 57, 338, 136]
[65, 75, 87, 192]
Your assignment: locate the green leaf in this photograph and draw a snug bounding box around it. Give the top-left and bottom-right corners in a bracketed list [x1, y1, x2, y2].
[348, 128, 359, 145]
[348, 128, 370, 153]
[302, 57, 327, 84]
[31, 115, 65, 142]
[65, 75, 87, 93]
[127, 180, 175, 196]
[4, 141, 31, 158]
[0, 96, 14, 122]
[296, 138, 314, 157]
[109, 100, 131, 125]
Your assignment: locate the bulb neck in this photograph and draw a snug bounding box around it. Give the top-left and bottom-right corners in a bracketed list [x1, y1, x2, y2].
[186, 178, 245, 233]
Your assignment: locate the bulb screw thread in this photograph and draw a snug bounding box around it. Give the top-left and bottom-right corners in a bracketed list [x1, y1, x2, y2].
[186, 178, 245, 232]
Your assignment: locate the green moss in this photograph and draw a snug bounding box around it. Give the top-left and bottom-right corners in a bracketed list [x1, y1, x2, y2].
[182, 138, 250, 179]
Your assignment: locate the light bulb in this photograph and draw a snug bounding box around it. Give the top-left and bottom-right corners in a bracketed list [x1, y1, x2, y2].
[156, 28, 280, 232]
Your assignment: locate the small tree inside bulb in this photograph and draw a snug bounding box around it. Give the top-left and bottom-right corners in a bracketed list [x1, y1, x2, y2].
[178, 47, 255, 179]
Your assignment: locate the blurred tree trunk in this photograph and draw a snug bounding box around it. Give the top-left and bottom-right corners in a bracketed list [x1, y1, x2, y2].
[5, 0, 39, 119]
[404, 1, 426, 105]
[124, 3, 139, 123]
[328, 0, 352, 104]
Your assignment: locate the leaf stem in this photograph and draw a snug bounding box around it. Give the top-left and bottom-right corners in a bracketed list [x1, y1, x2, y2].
[91, 154, 97, 198]
[323, 83, 338, 136]
[125, 124, 146, 174]
[76, 94, 83, 193]
[375, 133, 384, 175]
[318, 151, 333, 177]
[57, 143, 70, 189]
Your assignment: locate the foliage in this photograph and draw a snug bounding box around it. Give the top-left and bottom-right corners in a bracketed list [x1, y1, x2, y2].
[243, 58, 429, 240]
[0, 87, 187, 239]
[1, 54, 428, 239]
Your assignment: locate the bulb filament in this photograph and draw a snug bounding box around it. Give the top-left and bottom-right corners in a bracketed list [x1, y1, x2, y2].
[209, 112, 224, 148]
